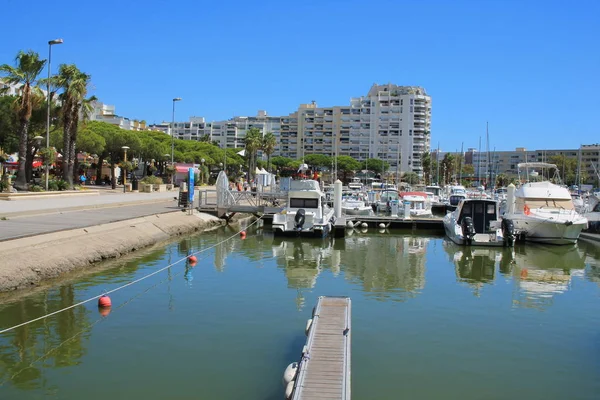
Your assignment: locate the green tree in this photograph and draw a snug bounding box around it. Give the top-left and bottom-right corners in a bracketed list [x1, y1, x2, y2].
[0, 50, 46, 190]
[271, 156, 293, 170]
[0, 95, 18, 154]
[304, 154, 332, 169]
[365, 158, 390, 175]
[402, 172, 420, 185]
[336, 155, 361, 182]
[261, 131, 276, 173]
[244, 127, 262, 181]
[548, 154, 583, 186]
[54, 64, 94, 188]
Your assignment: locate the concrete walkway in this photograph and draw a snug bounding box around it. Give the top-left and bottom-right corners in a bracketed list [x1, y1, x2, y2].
[0, 186, 216, 217]
[0, 186, 218, 241]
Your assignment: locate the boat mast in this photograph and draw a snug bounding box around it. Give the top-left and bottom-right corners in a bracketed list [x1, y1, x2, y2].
[486, 122, 490, 189]
[477, 136, 481, 186]
[459, 142, 464, 185]
[436, 142, 440, 186]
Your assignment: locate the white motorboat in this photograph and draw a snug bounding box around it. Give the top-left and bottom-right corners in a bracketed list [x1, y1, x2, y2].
[443, 198, 516, 246]
[425, 185, 443, 205]
[446, 185, 468, 210]
[348, 177, 363, 191]
[502, 163, 588, 245]
[400, 191, 433, 218]
[372, 189, 399, 213]
[341, 192, 372, 216]
[272, 180, 335, 237]
[581, 194, 600, 233]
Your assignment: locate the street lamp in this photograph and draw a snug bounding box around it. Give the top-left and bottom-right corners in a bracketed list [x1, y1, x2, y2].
[200, 158, 205, 185]
[45, 38, 63, 190]
[122, 146, 129, 193]
[171, 97, 182, 164]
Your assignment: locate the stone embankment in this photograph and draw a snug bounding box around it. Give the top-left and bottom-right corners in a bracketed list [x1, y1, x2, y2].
[0, 211, 235, 292]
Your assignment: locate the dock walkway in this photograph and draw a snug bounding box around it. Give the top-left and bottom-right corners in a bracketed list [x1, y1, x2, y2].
[292, 296, 351, 400]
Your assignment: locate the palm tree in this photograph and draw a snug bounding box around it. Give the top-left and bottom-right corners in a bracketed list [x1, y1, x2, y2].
[262, 131, 276, 173]
[0, 50, 46, 190]
[55, 64, 93, 187]
[244, 127, 262, 182]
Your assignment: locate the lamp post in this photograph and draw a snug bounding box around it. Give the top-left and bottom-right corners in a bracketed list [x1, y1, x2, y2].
[45, 38, 63, 191]
[200, 158, 205, 185]
[122, 146, 129, 193]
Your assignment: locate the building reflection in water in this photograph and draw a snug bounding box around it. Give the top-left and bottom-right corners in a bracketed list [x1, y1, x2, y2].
[272, 238, 338, 310]
[443, 240, 586, 309]
[341, 234, 428, 302]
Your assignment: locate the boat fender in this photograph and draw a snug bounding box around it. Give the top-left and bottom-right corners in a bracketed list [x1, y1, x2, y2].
[360, 222, 368, 229]
[378, 223, 385, 229]
[461, 217, 476, 245]
[294, 209, 306, 230]
[305, 319, 313, 336]
[501, 218, 515, 246]
[346, 221, 354, 229]
[285, 380, 295, 399]
[283, 362, 298, 385]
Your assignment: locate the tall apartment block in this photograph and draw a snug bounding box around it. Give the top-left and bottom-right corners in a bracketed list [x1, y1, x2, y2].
[166, 83, 432, 176]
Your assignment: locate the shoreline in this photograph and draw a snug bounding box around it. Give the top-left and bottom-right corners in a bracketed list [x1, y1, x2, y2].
[0, 211, 251, 293]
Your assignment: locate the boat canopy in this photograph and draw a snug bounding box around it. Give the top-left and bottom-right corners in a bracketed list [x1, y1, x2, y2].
[515, 198, 574, 211]
[290, 180, 320, 191]
[517, 181, 571, 200]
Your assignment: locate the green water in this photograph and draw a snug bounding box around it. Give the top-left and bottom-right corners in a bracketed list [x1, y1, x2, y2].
[1, 224, 600, 399]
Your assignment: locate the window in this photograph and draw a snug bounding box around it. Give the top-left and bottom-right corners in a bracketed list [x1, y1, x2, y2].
[401, 99, 403, 106]
[410, 99, 414, 105]
[487, 204, 495, 214]
[290, 198, 319, 208]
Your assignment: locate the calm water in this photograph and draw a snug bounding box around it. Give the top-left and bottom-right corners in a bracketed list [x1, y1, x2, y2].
[1, 223, 600, 399]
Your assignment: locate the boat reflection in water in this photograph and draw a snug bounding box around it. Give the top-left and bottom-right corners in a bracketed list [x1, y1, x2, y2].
[444, 240, 586, 308]
[341, 234, 428, 302]
[272, 238, 337, 310]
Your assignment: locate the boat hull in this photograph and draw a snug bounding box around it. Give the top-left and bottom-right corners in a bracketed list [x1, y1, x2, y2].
[443, 223, 509, 247]
[511, 218, 587, 245]
[342, 206, 372, 216]
[273, 223, 331, 238]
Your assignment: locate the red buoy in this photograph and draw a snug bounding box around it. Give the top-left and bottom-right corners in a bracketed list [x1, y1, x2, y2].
[240, 231, 247, 239]
[98, 295, 112, 308]
[188, 255, 197, 263]
[98, 307, 111, 317]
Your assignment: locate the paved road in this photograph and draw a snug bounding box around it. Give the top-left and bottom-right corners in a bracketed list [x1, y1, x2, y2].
[0, 201, 184, 242]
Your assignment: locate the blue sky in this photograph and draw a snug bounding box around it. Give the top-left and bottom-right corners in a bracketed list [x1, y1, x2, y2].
[1, 0, 598, 152]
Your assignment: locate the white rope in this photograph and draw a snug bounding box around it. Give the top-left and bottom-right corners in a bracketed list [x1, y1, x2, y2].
[0, 216, 261, 335]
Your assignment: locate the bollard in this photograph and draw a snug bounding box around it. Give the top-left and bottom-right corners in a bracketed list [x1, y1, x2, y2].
[334, 179, 342, 219]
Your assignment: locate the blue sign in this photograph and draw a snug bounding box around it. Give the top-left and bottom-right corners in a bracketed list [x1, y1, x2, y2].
[188, 168, 195, 204]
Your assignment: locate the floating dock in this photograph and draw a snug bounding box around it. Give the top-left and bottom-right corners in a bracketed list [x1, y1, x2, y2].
[291, 296, 351, 400]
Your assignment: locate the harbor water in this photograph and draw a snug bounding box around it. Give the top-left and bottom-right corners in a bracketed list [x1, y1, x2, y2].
[1, 223, 600, 399]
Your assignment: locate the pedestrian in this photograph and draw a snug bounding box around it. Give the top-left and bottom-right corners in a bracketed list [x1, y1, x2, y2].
[80, 174, 87, 185]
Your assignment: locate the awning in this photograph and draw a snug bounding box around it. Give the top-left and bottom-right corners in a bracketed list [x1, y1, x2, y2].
[176, 166, 198, 173]
[33, 161, 42, 168]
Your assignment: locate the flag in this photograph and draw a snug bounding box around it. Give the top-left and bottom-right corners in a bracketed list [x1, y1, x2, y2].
[237, 149, 246, 156]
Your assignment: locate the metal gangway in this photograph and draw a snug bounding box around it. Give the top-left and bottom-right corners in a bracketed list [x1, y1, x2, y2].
[198, 171, 287, 217]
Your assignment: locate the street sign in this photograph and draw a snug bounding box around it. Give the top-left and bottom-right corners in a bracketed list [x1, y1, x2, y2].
[188, 168, 195, 204]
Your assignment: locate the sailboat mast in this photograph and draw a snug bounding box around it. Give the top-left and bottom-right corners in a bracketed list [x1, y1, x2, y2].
[436, 142, 440, 186]
[486, 122, 490, 188]
[477, 136, 482, 186]
[459, 142, 464, 185]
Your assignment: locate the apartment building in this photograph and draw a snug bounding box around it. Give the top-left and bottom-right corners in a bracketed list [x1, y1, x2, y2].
[89, 101, 147, 131]
[171, 84, 432, 176]
[436, 145, 600, 185]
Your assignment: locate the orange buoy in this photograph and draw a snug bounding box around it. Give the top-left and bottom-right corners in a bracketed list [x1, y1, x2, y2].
[98, 295, 112, 308]
[98, 307, 111, 317]
[189, 260, 197, 267]
[188, 255, 197, 263]
[240, 231, 247, 239]
[520, 269, 528, 278]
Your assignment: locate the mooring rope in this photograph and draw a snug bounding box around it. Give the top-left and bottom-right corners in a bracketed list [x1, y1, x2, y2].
[0, 216, 261, 335]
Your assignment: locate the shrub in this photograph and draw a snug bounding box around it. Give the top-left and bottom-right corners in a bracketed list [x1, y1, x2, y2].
[141, 175, 164, 185]
[54, 179, 69, 191]
[0, 181, 7, 192]
[48, 180, 59, 191]
[29, 185, 44, 192]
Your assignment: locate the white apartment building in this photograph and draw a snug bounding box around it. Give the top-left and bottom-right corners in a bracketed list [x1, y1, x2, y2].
[171, 84, 432, 176]
[88, 101, 147, 131]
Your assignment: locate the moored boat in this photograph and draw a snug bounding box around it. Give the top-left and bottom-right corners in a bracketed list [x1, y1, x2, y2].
[272, 180, 335, 237]
[503, 163, 588, 244]
[443, 198, 516, 246]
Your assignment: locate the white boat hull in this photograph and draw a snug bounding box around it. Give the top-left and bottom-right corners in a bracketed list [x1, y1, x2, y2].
[342, 206, 372, 216]
[443, 219, 508, 247]
[510, 216, 587, 245]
